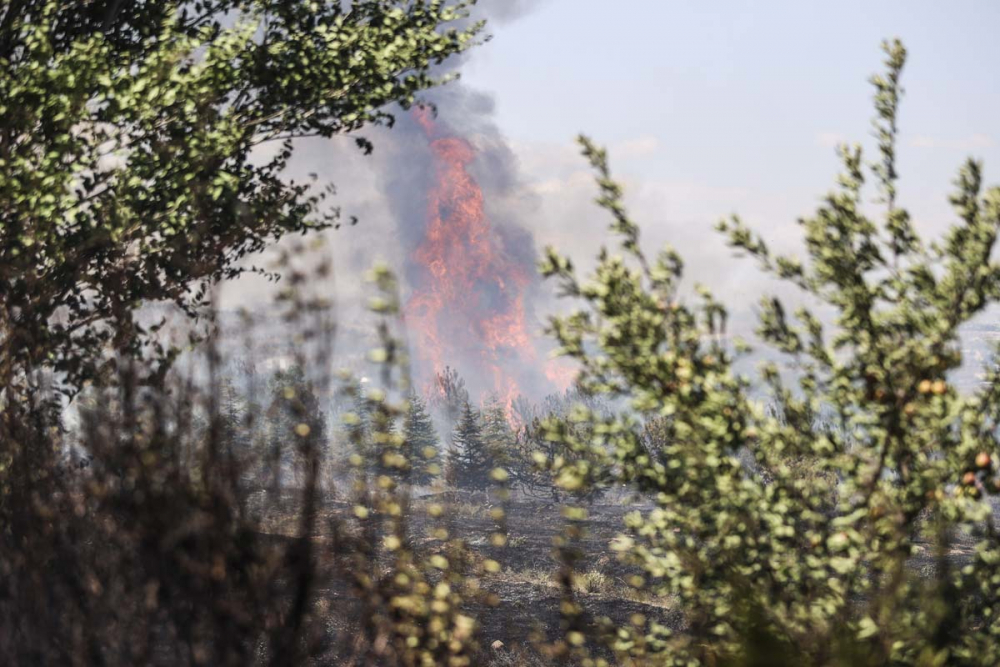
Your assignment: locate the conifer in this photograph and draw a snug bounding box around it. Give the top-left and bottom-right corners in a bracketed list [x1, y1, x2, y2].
[450, 401, 494, 492]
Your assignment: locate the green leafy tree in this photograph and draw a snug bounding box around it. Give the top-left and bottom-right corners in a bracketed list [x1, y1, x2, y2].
[450, 400, 493, 492]
[541, 39, 1000, 665]
[0, 0, 481, 402]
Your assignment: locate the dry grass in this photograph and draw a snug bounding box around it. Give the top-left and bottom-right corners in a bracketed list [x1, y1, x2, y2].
[483, 642, 550, 667]
[488, 566, 675, 611]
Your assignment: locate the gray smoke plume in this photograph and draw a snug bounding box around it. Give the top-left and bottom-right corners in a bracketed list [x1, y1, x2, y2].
[376, 83, 553, 404]
[476, 0, 552, 25]
[220, 0, 566, 403]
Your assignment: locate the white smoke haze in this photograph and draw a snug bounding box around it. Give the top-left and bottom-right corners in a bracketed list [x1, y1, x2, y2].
[910, 133, 994, 150]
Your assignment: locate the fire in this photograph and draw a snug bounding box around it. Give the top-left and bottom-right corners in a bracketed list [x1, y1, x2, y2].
[404, 108, 539, 416]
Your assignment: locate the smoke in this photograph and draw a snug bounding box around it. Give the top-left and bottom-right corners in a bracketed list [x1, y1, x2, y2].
[354, 0, 570, 408]
[221, 0, 571, 406]
[475, 0, 552, 25]
[378, 84, 559, 409]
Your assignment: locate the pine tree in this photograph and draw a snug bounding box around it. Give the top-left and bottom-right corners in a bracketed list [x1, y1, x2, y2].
[481, 395, 515, 470]
[345, 388, 373, 448]
[331, 381, 373, 480]
[402, 394, 440, 487]
[431, 366, 470, 434]
[218, 378, 247, 451]
[450, 401, 493, 492]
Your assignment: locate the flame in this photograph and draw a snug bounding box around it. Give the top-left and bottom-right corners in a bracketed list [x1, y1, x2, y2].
[404, 108, 538, 418]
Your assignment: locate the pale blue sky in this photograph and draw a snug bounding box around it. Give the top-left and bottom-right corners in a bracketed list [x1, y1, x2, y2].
[430, 0, 1000, 313]
[465, 0, 1000, 188]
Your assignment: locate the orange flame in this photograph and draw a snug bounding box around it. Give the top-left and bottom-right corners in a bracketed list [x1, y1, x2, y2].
[404, 108, 538, 418]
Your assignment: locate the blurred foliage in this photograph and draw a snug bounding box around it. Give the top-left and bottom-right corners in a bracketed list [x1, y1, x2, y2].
[539, 39, 1000, 665]
[0, 0, 481, 402]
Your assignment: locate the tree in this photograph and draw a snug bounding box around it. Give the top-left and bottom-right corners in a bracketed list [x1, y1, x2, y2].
[263, 365, 327, 494]
[217, 376, 249, 452]
[0, 0, 482, 403]
[542, 39, 1000, 664]
[449, 400, 492, 492]
[401, 392, 439, 487]
[481, 394, 515, 469]
[430, 365, 470, 433]
[344, 383, 374, 447]
[509, 390, 612, 502]
[510, 416, 559, 499]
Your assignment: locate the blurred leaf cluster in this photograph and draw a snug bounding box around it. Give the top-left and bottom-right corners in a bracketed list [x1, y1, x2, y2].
[540, 40, 1000, 666]
[0, 0, 480, 399]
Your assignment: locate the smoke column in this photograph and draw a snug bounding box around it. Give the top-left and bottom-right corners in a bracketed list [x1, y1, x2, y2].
[402, 107, 553, 414]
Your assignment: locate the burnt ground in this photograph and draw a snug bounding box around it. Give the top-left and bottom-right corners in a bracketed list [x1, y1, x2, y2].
[256, 491, 993, 665]
[257, 491, 681, 663]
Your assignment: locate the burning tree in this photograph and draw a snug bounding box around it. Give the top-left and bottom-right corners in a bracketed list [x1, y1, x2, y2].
[432, 365, 471, 432]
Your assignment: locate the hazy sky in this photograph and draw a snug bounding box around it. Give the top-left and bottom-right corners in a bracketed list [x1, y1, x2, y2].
[226, 1, 1000, 333]
[466, 0, 1000, 179]
[453, 0, 1000, 307]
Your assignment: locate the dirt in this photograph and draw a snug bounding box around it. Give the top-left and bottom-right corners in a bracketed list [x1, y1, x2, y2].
[255, 491, 994, 664]
[258, 492, 680, 661]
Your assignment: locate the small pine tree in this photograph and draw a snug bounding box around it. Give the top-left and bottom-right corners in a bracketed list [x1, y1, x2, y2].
[431, 366, 470, 433]
[450, 401, 494, 492]
[481, 395, 515, 470]
[218, 378, 247, 450]
[345, 388, 373, 452]
[402, 393, 439, 487]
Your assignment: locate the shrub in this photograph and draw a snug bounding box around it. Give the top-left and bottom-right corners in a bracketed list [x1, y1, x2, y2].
[540, 39, 1000, 665]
